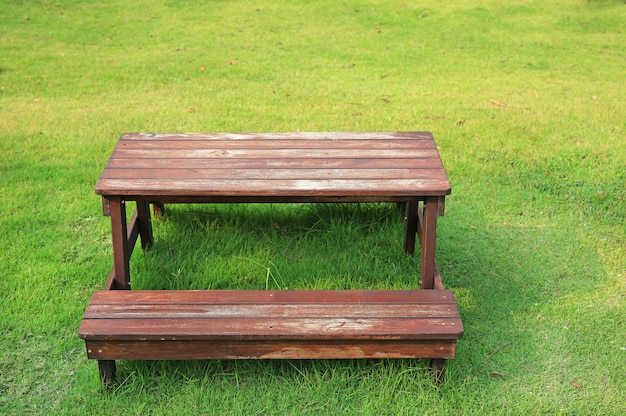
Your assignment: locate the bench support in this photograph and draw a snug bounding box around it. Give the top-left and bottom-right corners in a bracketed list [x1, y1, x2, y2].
[98, 360, 116, 386]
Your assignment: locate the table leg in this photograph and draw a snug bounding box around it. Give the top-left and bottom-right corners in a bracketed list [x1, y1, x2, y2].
[403, 201, 418, 255]
[136, 201, 154, 249]
[109, 197, 130, 290]
[420, 197, 438, 290]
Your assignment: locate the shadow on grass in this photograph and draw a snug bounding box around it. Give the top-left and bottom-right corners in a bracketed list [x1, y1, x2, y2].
[132, 203, 417, 291]
[111, 200, 608, 391]
[437, 201, 608, 383]
[114, 358, 438, 392]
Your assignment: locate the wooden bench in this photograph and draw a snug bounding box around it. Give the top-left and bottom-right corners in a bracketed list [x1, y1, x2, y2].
[80, 132, 463, 385]
[79, 289, 463, 384]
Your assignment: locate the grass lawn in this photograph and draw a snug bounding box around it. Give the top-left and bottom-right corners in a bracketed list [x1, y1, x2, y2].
[1, 0, 625, 414]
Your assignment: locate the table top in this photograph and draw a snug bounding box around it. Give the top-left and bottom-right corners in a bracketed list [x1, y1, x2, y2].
[95, 132, 451, 202]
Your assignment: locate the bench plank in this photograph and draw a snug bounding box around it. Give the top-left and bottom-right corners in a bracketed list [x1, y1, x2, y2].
[86, 289, 457, 304]
[81, 317, 461, 340]
[84, 303, 459, 320]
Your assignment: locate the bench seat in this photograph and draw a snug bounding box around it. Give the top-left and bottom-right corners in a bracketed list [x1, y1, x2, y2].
[79, 289, 463, 382]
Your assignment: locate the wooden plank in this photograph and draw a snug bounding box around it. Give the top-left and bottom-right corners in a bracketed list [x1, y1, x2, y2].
[86, 290, 458, 305]
[104, 157, 444, 170]
[121, 132, 435, 141]
[96, 179, 451, 196]
[84, 303, 460, 319]
[110, 147, 439, 160]
[115, 139, 436, 150]
[84, 339, 457, 360]
[100, 168, 448, 181]
[79, 316, 462, 340]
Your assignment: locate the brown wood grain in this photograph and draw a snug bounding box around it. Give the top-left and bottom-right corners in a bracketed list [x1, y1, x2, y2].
[86, 289, 458, 304]
[121, 132, 435, 141]
[83, 303, 458, 319]
[114, 138, 436, 150]
[95, 132, 451, 198]
[79, 289, 462, 360]
[101, 168, 447, 181]
[84, 339, 457, 360]
[79, 290, 463, 341]
[85, 132, 460, 370]
[105, 157, 443, 170]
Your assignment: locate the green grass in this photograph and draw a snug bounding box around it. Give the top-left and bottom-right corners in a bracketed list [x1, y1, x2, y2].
[1, 0, 625, 414]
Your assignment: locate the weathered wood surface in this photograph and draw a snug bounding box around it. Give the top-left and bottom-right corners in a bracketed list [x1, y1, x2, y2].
[85, 339, 458, 361]
[95, 132, 451, 199]
[79, 290, 463, 360]
[86, 132, 460, 383]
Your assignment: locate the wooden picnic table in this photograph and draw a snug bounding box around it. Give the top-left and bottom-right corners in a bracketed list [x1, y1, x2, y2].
[79, 132, 462, 384]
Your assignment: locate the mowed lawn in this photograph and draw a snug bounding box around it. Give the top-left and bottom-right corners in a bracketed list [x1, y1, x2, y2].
[1, 0, 625, 414]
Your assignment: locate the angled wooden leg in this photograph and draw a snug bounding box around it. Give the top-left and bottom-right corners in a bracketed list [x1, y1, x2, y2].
[109, 197, 130, 290]
[403, 201, 418, 255]
[98, 360, 116, 386]
[136, 201, 154, 249]
[420, 197, 438, 290]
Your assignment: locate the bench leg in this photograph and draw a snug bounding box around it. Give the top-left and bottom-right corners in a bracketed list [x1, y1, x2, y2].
[98, 360, 116, 385]
[429, 358, 446, 385]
